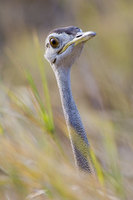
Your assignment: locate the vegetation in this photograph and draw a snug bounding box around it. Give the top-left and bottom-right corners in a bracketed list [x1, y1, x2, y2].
[0, 0, 133, 199]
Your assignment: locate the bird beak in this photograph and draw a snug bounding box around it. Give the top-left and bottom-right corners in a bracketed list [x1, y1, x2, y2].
[58, 31, 96, 54]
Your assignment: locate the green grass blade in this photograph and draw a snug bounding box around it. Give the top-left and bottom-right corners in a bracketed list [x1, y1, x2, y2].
[33, 33, 54, 131]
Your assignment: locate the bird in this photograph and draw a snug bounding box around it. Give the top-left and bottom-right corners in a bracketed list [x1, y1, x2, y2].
[44, 26, 96, 173]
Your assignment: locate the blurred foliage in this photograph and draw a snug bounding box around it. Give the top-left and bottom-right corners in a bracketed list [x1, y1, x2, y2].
[0, 0, 133, 199]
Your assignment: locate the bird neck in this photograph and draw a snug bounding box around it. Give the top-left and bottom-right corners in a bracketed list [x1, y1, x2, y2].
[54, 66, 91, 172]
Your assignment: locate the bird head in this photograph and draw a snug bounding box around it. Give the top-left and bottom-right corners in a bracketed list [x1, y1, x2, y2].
[44, 26, 96, 69]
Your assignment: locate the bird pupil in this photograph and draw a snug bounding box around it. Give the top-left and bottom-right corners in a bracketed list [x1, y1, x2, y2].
[52, 39, 56, 45]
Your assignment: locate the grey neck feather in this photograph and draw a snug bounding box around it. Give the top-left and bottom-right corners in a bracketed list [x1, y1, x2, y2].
[54, 66, 91, 173]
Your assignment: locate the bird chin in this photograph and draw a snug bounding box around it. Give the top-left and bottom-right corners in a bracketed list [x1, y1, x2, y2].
[53, 43, 84, 69]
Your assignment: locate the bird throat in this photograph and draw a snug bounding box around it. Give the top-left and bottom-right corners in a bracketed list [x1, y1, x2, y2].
[54, 66, 91, 173]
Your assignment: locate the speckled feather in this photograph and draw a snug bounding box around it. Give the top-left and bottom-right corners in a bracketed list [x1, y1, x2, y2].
[54, 67, 91, 172]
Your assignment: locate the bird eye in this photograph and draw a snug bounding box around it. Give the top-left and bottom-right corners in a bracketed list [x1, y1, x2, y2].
[49, 37, 59, 48]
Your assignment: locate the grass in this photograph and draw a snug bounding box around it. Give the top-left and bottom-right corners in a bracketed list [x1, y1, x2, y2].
[0, 32, 132, 200]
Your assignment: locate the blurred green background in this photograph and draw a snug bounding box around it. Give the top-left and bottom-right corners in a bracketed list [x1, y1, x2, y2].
[0, 0, 133, 199]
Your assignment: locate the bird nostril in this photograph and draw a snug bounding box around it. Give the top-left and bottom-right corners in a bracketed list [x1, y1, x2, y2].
[76, 34, 82, 38]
